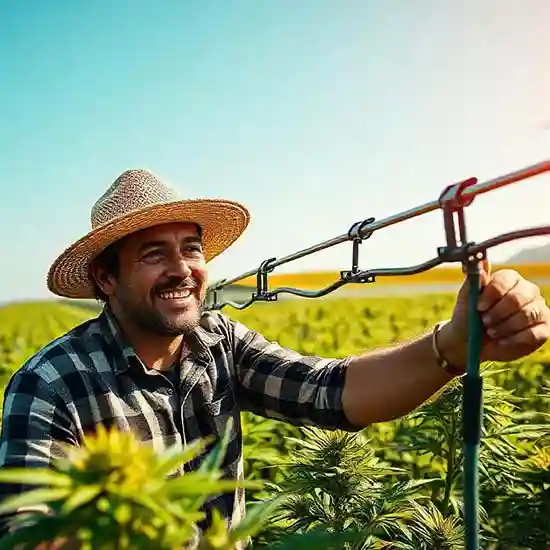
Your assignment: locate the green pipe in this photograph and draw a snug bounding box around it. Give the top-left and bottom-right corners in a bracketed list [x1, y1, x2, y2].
[463, 257, 484, 550]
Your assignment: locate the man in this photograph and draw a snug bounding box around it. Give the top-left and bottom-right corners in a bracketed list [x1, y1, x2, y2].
[0, 168, 548, 548]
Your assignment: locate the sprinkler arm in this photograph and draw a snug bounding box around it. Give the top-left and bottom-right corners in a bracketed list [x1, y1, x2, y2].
[205, 159, 550, 311]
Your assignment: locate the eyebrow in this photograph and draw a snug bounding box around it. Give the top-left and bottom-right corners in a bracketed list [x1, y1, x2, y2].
[138, 236, 203, 253]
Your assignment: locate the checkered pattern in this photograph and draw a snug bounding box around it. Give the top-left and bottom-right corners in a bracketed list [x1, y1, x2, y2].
[0, 305, 356, 546]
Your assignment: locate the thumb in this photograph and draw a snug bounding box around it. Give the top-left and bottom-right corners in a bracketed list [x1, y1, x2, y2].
[457, 257, 492, 302]
[480, 257, 492, 286]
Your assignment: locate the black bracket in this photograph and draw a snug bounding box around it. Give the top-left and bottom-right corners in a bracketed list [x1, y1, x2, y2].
[340, 217, 377, 283]
[463, 247, 488, 275]
[204, 279, 226, 310]
[437, 177, 480, 263]
[252, 257, 278, 302]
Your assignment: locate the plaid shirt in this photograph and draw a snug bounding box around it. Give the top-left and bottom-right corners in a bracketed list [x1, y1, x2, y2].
[0, 305, 355, 547]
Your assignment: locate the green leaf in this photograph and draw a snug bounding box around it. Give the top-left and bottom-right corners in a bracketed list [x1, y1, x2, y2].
[126, 492, 177, 524]
[230, 496, 287, 540]
[497, 423, 550, 436]
[0, 487, 71, 515]
[199, 417, 234, 476]
[0, 468, 72, 487]
[61, 485, 103, 513]
[264, 527, 362, 549]
[166, 474, 261, 497]
[154, 437, 213, 478]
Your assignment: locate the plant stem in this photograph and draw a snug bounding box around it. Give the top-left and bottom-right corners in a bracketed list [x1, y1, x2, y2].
[441, 413, 457, 516]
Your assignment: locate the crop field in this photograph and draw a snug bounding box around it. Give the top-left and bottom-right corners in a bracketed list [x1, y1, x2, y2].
[0, 290, 549, 549]
[232, 262, 550, 290]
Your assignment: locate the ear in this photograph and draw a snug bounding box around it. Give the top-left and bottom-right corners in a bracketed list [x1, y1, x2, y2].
[90, 260, 118, 298]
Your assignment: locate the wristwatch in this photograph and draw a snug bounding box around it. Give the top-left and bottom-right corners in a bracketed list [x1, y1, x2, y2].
[432, 321, 467, 377]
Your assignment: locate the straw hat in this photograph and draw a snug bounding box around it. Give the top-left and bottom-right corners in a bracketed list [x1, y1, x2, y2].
[47, 168, 251, 299]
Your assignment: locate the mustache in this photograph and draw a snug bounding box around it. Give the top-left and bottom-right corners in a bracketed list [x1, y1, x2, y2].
[154, 277, 198, 294]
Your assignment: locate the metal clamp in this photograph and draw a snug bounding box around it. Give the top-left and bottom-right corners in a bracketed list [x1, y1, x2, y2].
[252, 257, 278, 302]
[437, 177, 479, 263]
[203, 279, 226, 311]
[340, 217, 376, 282]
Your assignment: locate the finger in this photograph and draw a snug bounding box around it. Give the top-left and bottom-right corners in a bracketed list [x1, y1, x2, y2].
[478, 269, 522, 312]
[498, 319, 550, 348]
[481, 281, 540, 326]
[484, 296, 547, 339]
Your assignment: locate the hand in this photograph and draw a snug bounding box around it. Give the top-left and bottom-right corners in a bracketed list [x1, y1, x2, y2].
[439, 259, 550, 365]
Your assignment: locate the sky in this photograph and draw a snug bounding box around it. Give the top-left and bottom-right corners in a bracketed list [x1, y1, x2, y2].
[1, 0, 550, 304]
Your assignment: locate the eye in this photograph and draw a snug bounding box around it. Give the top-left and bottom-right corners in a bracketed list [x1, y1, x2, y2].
[142, 250, 164, 262]
[185, 244, 203, 255]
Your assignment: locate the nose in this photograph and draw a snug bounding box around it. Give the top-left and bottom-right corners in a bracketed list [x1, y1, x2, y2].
[168, 256, 192, 279]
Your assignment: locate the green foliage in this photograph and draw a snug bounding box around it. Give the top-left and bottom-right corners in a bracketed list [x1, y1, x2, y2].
[229, 290, 550, 549]
[0, 422, 359, 550]
[0, 421, 269, 549]
[0, 290, 549, 548]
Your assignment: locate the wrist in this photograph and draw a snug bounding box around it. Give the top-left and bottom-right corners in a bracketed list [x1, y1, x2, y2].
[433, 320, 467, 376]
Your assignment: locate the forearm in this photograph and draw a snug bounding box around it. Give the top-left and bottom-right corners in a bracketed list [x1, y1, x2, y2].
[341, 324, 462, 427]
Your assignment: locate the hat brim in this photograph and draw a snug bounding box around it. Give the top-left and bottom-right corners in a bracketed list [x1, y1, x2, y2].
[47, 198, 250, 299]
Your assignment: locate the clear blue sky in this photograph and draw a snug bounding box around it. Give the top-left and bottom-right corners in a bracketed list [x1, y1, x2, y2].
[1, 1, 550, 303]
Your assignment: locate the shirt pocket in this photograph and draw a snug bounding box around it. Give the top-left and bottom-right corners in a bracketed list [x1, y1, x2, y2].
[202, 391, 240, 473]
[203, 389, 236, 436]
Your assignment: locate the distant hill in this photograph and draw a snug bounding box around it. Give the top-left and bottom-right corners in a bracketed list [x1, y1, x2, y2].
[506, 243, 550, 264]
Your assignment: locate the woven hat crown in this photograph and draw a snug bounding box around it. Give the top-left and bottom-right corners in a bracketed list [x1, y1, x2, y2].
[90, 169, 181, 229]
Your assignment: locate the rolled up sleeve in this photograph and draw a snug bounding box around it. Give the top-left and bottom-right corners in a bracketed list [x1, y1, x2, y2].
[230, 319, 360, 431]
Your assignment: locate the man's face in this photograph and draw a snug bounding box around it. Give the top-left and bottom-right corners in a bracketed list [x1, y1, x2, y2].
[98, 222, 208, 336]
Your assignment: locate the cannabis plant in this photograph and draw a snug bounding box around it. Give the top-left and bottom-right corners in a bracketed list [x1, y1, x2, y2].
[254, 362, 550, 549]
[0, 420, 357, 550]
[480, 443, 550, 549]
[0, 420, 271, 550]
[240, 412, 299, 501]
[364, 362, 550, 548]
[257, 427, 458, 549]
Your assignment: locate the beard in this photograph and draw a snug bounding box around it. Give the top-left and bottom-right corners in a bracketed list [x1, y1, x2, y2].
[114, 277, 205, 337]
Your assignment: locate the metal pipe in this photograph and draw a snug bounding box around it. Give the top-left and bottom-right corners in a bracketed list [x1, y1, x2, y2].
[207, 159, 550, 292]
[207, 223, 550, 311]
[203, 158, 550, 550]
[342, 159, 550, 241]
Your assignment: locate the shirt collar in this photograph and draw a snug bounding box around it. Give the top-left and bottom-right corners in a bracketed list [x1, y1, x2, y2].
[98, 304, 224, 374]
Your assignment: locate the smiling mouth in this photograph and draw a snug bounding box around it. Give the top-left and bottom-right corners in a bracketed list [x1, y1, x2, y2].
[157, 288, 194, 301]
